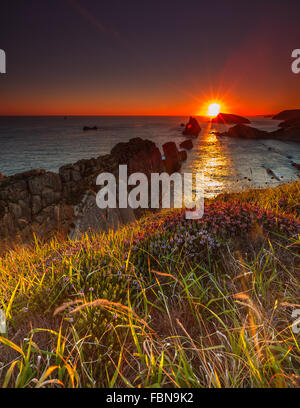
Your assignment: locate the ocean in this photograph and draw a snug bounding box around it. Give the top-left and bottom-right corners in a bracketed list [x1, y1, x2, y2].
[0, 116, 299, 197]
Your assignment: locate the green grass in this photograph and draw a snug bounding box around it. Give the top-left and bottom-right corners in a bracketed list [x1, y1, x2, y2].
[0, 181, 299, 388]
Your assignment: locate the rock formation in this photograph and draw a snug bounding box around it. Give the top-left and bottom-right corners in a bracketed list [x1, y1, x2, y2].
[278, 117, 300, 129]
[179, 139, 193, 150]
[70, 192, 136, 239]
[111, 138, 164, 178]
[272, 109, 300, 121]
[271, 127, 300, 143]
[83, 126, 98, 131]
[219, 124, 300, 143]
[179, 150, 187, 162]
[212, 113, 250, 124]
[220, 124, 269, 139]
[162, 142, 181, 174]
[0, 138, 168, 245]
[182, 117, 201, 138]
[0, 137, 191, 246]
[292, 162, 300, 171]
[269, 110, 300, 142]
[0, 169, 72, 243]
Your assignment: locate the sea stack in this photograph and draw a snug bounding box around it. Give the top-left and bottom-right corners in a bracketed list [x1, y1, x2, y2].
[272, 109, 300, 121]
[212, 113, 250, 124]
[163, 142, 181, 174]
[182, 117, 201, 138]
[180, 139, 193, 150]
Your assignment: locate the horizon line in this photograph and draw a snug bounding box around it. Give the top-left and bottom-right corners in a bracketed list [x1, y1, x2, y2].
[0, 112, 275, 118]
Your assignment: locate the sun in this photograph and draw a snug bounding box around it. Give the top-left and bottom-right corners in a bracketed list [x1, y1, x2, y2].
[207, 103, 221, 117]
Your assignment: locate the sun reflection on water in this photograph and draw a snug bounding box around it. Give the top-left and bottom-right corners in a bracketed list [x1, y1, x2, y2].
[182, 122, 237, 198]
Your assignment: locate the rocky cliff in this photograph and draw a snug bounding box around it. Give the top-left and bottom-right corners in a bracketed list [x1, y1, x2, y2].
[219, 124, 300, 143]
[0, 138, 174, 246]
[272, 109, 300, 121]
[212, 113, 250, 124]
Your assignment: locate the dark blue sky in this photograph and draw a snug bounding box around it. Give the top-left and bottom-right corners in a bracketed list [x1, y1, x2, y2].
[0, 0, 300, 115]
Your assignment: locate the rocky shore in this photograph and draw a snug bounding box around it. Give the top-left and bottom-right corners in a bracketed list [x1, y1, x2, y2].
[0, 137, 192, 246]
[218, 109, 300, 143]
[212, 113, 250, 124]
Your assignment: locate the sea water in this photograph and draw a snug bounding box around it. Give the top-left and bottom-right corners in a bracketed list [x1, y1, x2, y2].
[0, 115, 299, 197]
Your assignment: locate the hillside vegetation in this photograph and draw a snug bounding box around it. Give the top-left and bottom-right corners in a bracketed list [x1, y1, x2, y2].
[0, 181, 299, 388]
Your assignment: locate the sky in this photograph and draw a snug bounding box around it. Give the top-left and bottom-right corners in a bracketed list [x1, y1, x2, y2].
[0, 0, 299, 116]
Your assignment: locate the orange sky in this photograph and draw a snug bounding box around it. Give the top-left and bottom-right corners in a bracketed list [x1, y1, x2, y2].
[2, 86, 299, 117]
[1, 1, 300, 116]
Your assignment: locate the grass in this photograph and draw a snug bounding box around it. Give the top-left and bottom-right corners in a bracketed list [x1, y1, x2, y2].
[0, 181, 299, 388]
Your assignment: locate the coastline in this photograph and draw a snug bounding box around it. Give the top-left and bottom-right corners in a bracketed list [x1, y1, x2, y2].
[0, 177, 299, 387]
[1, 128, 300, 248]
[0, 137, 190, 247]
